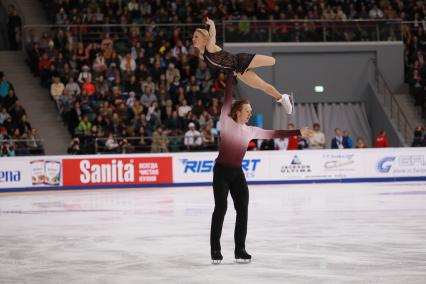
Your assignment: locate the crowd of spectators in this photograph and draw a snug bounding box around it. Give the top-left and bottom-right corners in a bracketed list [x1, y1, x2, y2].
[0, 72, 43, 156]
[258, 123, 426, 150]
[38, 0, 417, 44]
[15, 0, 425, 154]
[407, 39, 426, 118]
[25, 1, 234, 154]
[246, 122, 388, 151]
[402, 1, 426, 117]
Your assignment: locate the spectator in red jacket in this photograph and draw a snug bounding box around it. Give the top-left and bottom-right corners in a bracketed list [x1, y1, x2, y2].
[211, 72, 226, 97]
[38, 53, 52, 87]
[287, 123, 299, 150]
[247, 139, 257, 151]
[374, 130, 389, 148]
[82, 78, 96, 97]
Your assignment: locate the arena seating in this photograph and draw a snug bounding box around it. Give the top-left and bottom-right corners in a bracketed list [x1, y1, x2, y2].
[18, 0, 426, 153]
[0, 71, 44, 156]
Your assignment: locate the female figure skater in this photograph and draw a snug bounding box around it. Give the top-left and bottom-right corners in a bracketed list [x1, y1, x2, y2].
[210, 74, 312, 264]
[192, 17, 294, 115]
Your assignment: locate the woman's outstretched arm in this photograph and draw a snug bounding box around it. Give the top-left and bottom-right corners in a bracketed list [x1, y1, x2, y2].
[205, 17, 217, 46]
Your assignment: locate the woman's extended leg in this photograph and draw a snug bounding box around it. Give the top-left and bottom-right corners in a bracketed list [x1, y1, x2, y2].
[237, 70, 294, 114]
[247, 54, 276, 69]
[237, 69, 281, 100]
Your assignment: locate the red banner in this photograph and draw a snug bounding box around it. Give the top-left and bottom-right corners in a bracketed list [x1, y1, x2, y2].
[62, 157, 173, 186]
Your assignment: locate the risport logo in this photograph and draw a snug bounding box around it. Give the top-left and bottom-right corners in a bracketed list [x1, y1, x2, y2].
[377, 157, 396, 173]
[281, 155, 311, 173]
[181, 159, 214, 173]
[0, 170, 21, 183]
[180, 159, 261, 174]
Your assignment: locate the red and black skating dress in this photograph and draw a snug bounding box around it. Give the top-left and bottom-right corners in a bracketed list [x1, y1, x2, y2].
[203, 48, 255, 74]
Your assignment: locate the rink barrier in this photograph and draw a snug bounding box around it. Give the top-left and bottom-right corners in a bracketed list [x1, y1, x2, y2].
[2, 176, 426, 193]
[1, 148, 426, 192]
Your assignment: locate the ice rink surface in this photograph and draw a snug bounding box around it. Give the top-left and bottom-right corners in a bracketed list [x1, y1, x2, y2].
[1, 182, 426, 284]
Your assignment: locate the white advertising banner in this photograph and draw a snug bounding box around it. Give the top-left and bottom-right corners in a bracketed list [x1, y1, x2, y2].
[0, 159, 31, 188]
[1, 148, 426, 191]
[172, 148, 426, 184]
[269, 150, 372, 180]
[370, 149, 426, 177]
[0, 157, 63, 189]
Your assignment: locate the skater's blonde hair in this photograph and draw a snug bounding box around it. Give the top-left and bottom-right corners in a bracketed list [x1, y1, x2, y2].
[194, 28, 209, 39]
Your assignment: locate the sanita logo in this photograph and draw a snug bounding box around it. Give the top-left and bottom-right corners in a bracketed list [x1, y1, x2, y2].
[80, 159, 135, 183]
[0, 170, 21, 183]
[281, 155, 311, 173]
[377, 157, 396, 173]
[181, 159, 261, 173]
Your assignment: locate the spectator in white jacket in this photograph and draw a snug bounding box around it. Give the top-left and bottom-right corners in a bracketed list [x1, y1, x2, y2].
[309, 123, 326, 149]
[178, 99, 192, 118]
[50, 76, 64, 108]
[184, 122, 202, 150]
[105, 133, 119, 152]
[64, 77, 81, 98]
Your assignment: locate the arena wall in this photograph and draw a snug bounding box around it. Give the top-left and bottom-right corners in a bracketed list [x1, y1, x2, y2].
[225, 42, 404, 128]
[1, 148, 425, 192]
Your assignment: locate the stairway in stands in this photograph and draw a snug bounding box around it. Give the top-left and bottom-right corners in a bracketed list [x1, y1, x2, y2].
[0, 51, 70, 155]
[394, 85, 426, 142]
[0, 0, 71, 155]
[4, 0, 49, 26]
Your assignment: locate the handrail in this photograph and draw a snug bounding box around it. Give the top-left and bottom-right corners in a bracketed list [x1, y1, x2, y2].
[21, 22, 214, 50]
[0, 138, 45, 155]
[22, 23, 207, 29]
[0, 138, 44, 144]
[401, 20, 426, 24]
[21, 19, 403, 43]
[370, 59, 411, 144]
[94, 135, 215, 143]
[223, 19, 403, 23]
[93, 134, 219, 154]
[22, 19, 405, 29]
[222, 19, 402, 43]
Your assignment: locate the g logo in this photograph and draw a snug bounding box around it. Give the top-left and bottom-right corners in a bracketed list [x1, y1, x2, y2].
[377, 157, 395, 173]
